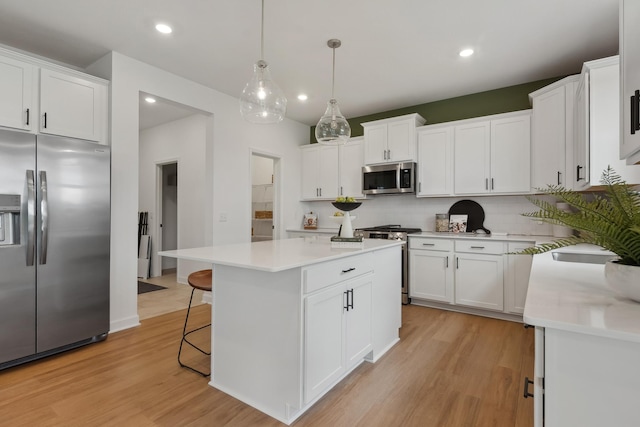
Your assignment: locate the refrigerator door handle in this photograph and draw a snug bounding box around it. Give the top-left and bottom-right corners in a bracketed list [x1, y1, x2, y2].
[26, 170, 36, 266]
[40, 171, 49, 265]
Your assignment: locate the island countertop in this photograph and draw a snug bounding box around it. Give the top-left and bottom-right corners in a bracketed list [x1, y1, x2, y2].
[523, 250, 640, 343]
[159, 236, 404, 272]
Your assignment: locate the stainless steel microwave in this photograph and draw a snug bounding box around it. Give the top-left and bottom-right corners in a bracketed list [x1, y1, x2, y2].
[362, 162, 416, 195]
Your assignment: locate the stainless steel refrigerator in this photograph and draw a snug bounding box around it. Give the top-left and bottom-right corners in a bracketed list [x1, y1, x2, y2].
[0, 128, 110, 369]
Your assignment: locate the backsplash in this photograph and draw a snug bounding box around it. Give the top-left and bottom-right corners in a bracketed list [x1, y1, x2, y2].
[300, 194, 554, 236]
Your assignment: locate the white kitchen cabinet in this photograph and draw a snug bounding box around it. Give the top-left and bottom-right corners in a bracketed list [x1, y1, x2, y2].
[453, 111, 531, 195]
[454, 251, 504, 312]
[574, 56, 640, 189]
[530, 327, 640, 427]
[409, 236, 533, 319]
[40, 68, 107, 142]
[504, 242, 533, 314]
[529, 76, 579, 189]
[416, 124, 454, 196]
[362, 113, 425, 165]
[408, 238, 454, 303]
[301, 138, 364, 201]
[0, 55, 35, 131]
[338, 137, 365, 198]
[620, 0, 640, 164]
[304, 272, 373, 404]
[300, 144, 340, 200]
[0, 47, 109, 144]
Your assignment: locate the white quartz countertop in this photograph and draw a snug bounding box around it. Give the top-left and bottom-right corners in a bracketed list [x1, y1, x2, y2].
[159, 236, 403, 272]
[409, 232, 545, 242]
[524, 249, 640, 343]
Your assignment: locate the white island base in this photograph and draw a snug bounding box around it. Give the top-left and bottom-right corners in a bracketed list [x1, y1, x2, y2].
[160, 237, 403, 424]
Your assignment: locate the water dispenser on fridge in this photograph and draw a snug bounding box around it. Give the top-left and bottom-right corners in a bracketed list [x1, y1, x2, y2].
[0, 194, 20, 246]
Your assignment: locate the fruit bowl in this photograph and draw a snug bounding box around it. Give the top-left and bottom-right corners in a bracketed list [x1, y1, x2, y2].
[332, 202, 362, 212]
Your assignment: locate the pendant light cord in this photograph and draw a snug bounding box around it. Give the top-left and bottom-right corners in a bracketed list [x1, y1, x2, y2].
[260, 0, 265, 61]
[331, 46, 336, 99]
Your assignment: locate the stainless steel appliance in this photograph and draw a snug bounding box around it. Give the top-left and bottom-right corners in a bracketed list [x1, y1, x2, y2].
[0, 129, 110, 370]
[355, 224, 421, 304]
[362, 162, 416, 195]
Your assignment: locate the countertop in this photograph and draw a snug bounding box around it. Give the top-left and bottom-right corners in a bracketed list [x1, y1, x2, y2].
[523, 249, 640, 343]
[409, 232, 547, 242]
[159, 236, 403, 273]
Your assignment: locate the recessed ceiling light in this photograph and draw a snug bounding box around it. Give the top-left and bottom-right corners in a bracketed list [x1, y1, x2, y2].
[459, 48, 474, 57]
[145, 97, 157, 103]
[297, 94, 308, 101]
[155, 23, 172, 34]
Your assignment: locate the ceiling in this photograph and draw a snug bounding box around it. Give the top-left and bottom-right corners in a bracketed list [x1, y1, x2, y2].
[0, 0, 619, 127]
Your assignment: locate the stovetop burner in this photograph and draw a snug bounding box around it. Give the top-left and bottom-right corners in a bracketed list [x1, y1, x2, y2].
[356, 224, 422, 234]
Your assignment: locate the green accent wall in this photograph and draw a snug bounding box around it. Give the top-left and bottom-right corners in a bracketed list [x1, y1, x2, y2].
[309, 76, 564, 144]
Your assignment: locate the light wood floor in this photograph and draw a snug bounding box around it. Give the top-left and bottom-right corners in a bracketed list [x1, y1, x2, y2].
[0, 305, 534, 427]
[138, 272, 206, 320]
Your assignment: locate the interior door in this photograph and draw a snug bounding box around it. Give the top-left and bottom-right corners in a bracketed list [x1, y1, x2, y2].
[0, 129, 36, 365]
[35, 135, 110, 352]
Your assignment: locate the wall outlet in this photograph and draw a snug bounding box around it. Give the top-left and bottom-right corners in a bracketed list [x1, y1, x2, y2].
[219, 213, 227, 222]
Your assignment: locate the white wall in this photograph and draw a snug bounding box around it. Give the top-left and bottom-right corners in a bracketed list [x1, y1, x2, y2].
[87, 52, 309, 332]
[301, 194, 554, 236]
[139, 114, 209, 280]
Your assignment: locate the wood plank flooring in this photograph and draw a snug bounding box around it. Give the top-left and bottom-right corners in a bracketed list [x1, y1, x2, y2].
[0, 305, 533, 427]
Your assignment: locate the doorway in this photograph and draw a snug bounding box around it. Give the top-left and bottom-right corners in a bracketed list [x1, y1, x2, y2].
[251, 152, 279, 241]
[159, 162, 178, 274]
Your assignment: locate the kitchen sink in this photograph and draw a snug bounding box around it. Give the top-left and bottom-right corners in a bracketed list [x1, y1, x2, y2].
[551, 244, 618, 264]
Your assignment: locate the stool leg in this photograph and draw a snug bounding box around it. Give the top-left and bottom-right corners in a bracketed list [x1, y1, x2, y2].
[178, 287, 211, 377]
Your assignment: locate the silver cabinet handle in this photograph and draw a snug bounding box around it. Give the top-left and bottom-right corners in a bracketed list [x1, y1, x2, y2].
[340, 186, 343, 196]
[470, 246, 485, 249]
[422, 243, 435, 246]
[485, 178, 488, 190]
[26, 170, 36, 266]
[491, 178, 494, 190]
[456, 257, 459, 269]
[445, 256, 449, 268]
[40, 171, 49, 265]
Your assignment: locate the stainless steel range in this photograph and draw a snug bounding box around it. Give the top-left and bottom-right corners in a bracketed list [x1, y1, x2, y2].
[354, 224, 421, 305]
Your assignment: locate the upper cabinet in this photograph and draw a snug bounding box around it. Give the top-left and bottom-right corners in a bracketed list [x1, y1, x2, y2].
[40, 69, 107, 142]
[362, 113, 425, 165]
[0, 47, 109, 144]
[300, 137, 364, 201]
[529, 76, 579, 189]
[574, 56, 640, 189]
[620, 0, 640, 164]
[453, 111, 531, 195]
[0, 55, 35, 132]
[416, 124, 454, 197]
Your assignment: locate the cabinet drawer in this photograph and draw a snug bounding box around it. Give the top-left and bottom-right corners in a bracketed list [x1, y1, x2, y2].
[454, 240, 505, 255]
[303, 254, 373, 294]
[409, 238, 453, 251]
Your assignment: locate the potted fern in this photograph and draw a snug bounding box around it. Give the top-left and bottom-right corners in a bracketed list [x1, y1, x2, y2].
[521, 167, 640, 302]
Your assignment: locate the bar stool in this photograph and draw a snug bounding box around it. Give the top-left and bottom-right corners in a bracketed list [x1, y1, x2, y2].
[178, 269, 212, 377]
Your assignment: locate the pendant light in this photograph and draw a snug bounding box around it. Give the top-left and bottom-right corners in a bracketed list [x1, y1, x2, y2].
[240, 0, 287, 124]
[315, 39, 351, 144]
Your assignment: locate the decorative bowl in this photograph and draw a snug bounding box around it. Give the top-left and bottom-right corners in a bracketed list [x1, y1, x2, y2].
[332, 202, 362, 212]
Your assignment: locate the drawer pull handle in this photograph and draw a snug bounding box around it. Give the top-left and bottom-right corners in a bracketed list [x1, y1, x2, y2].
[523, 377, 534, 398]
[342, 267, 355, 273]
[422, 243, 435, 246]
[470, 246, 485, 249]
[445, 256, 449, 268]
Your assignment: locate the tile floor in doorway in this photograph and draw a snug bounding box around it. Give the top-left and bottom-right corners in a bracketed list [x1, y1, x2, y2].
[137, 271, 206, 320]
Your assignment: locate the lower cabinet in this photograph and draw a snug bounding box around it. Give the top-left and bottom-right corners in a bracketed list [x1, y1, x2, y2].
[304, 272, 373, 404]
[530, 326, 640, 426]
[408, 238, 454, 303]
[409, 236, 533, 318]
[454, 252, 504, 311]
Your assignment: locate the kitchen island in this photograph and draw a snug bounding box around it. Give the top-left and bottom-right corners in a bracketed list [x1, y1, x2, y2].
[160, 236, 403, 425]
[524, 248, 640, 427]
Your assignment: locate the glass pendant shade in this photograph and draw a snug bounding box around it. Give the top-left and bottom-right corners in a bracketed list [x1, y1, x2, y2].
[240, 60, 287, 124]
[315, 99, 351, 144]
